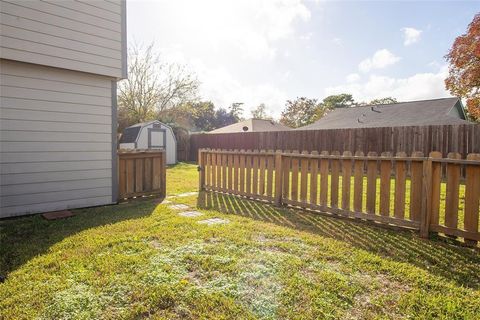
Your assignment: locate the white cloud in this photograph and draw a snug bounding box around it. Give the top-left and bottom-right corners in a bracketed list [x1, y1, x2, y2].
[189, 61, 287, 119]
[332, 37, 343, 45]
[346, 73, 360, 83]
[358, 49, 401, 73]
[300, 32, 313, 41]
[402, 27, 422, 46]
[325, 66, 451, 102]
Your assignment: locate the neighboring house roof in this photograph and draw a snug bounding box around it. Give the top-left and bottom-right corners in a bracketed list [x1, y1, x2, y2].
[299, 97, 471, 130]
[209, 119, 292, 133]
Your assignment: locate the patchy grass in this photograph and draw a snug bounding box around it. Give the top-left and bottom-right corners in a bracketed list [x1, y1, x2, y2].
[167, 162, 198, 196]
[1, 164, 479, 319]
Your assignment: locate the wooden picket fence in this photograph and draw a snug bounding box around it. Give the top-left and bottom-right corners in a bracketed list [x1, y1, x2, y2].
[118, 150, 166, 200]
[198, 148, 480, 245]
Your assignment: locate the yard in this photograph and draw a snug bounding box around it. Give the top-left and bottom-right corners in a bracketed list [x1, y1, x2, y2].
[1, 163, 480, 319]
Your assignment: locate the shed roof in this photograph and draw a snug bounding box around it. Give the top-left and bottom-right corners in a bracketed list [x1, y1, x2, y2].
[299, 97, 470, 130]
[209, 119, 292, 134]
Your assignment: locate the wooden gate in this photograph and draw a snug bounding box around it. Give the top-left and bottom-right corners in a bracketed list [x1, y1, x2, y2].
[118, 150, 166, 200]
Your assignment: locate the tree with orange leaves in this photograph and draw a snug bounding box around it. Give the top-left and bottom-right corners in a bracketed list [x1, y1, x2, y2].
[445, 13, 480, 122]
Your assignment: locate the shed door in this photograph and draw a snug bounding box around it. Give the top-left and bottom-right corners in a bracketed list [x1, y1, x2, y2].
[148, 128, 166, 149]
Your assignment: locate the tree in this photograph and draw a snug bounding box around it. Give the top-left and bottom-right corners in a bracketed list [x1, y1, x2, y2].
[369, 97, 398, 105]
[213, 108, 238, 129]
[280, 97, 321, 128]
[229, 102, 244, 122]
[251, 103, 272, 120]
[321, 94, 356, 110]
[445, 13, 480, 121]
[117, 43, 200, 132]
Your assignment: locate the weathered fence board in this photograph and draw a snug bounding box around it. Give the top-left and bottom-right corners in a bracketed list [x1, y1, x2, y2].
[190, 124, 480, 161]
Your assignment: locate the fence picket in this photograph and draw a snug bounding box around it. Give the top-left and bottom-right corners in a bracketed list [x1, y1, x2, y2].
[245, 152, 252, 195]
[445, 152, 462, 231]
[300, 151, 309, 203]
[267, 150, 274, 198]
[222, 153, 227, 192]
[228, 153, 233, 192]
[379, 152, 392, 216]
[291, 151, 300, 202]
[282, 151, 291, 199]
[353, 151, 364, 212]
[394, 152, 407, 219]
[239, 151, 246, 194]
[211, 152, 217, 190]
[259, 150, 266, 195]
[464, 153, 480, 246]
[366, 152, 378, 214]
[331, 151, 340, 208]
[206, 151, 212, 188]
[233, 150, 239, 192]
[310, 151, 319, 205]
[253, 151, 259, 195]
[135, 159, 143, 192]
[342, 151, 352, 210]
[410, 152, 424, 221]
[430, 151, 442, 227]
[217, 154, 223, 190]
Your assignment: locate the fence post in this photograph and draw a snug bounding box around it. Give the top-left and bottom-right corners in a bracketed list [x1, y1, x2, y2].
[198, 149, 205, 191]
[161, 150, 167, 198]
[420, 152, 433, 238]
[274, 150, 283, 206]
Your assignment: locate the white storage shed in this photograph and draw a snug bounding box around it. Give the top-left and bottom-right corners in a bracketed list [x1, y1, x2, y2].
[119, 121, 177, 165]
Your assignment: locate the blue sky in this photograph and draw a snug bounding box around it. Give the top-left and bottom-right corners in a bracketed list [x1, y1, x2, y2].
[127, 0, 479, 118]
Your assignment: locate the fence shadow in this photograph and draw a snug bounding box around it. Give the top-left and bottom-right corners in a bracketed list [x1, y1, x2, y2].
[197, 191, 480, 290]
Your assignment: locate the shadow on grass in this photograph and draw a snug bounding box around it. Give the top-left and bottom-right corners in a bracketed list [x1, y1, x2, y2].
[0, 198, 161, 277]
[197, 191, 480, 290]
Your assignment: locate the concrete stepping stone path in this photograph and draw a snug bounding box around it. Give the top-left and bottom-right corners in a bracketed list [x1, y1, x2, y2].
[198, 218, 230, 225]
[177, 192, 199, 197]
[178, 211, 203, 217]
[169, 204, 190, 210]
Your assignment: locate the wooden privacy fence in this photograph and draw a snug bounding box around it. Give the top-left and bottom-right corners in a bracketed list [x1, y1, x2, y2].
[198, 149, 480, 245]
[118, 150, 166, 200]
[190, 124, 480, 161]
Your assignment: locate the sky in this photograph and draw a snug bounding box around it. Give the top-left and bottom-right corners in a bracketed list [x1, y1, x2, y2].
[127, 0, 479, 119]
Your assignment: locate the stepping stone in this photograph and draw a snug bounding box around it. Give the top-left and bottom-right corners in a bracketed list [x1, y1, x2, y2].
[169, 204, 190, 210]
[198, 218, 229, 225]
[177, 192, 199, 197]
[178, 211, 203, 217]
[42, 210, 75, 220]
[153, 198, 170, 204]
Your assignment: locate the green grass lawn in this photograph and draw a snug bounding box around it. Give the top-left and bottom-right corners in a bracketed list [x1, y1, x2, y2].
[1, 163, 479, 319]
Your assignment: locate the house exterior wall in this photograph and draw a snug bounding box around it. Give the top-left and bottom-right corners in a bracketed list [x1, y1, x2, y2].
[0, 59, 116, 218]
[0, 0, 126, 78]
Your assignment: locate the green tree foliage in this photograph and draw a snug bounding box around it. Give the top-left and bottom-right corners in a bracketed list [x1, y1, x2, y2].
[369, 97, 398, 105]
[280, 97, 322, 128]
[280, 94, 359, 128]
[251, 103, 272, 120]
[160, 101, 239, 132]
[229, 103, 245, 122]
[321, 93, 356, 110]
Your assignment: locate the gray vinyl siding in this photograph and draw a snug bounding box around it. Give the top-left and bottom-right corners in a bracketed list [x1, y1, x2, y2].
[0, 59, 114, 218]
[0, 0, 126, 79]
